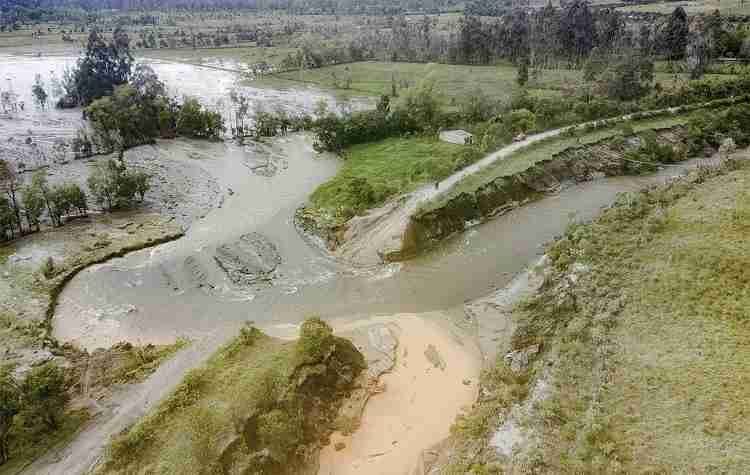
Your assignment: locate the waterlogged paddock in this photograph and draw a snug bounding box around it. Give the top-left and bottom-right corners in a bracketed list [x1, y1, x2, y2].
[0, 54, 370, 169]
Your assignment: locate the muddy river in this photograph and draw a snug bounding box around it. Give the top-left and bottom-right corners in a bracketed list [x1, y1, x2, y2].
[1, 54, 692, 352]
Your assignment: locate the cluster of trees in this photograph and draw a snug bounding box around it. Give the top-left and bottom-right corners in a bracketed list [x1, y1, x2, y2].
[0, 363, 68, 466]
[87, 159, 150, 211]
[312, 80, 444, 153]
[56, 27, 224, 155]
[1, 155, 151, 241]
[59, 27, 133, 108]
[1, 160, 89, 241]
[2, 0, 463, 16]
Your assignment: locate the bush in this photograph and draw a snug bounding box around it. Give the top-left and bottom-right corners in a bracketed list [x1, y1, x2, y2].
[87, 159, 150, 211]
[506, 109, 537, 136]
[21, 363, 68, 431]
[296, 317, 335, 365]
[0, 365, 21, 465]
[176, 98, 224, 139]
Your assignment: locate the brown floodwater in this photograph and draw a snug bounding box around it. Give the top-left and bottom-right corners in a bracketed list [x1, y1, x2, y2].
[51, 157, 693, 350]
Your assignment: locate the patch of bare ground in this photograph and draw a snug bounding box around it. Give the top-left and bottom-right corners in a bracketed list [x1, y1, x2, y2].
[318, 313, 480, 475]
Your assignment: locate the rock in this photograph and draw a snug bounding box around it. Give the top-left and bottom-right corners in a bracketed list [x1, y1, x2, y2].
[214, 232, 281, 287]
[504, 344, 540, 373]
[334, 442, 346, 451]
[424, 344, 446, 371]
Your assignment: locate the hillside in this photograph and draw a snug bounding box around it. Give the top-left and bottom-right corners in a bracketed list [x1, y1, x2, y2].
[439, 151, 750, 472]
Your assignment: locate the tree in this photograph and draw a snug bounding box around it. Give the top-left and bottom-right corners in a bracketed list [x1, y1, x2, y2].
[0, 198, 15, 241]
[517, 55, 530, 87]
[21, 177, 46, 231]
[176, 98, 224, 139]
[87, 159, 123, 211]
[21, 363, 68, 431]
[131, 171, 150, 202]
[393, 76, 443, 131]
[87, 159, 145, 211]
[559, 0, 596, 64]
[661, 7, 689, 61]
[27, 171, 61, 227]
[0, 365, 21, 465]
[129, 64, 166, 99]
[506, 109, 537, 136]
[69, 27, 133, 106]
[0, 160, 22, 237]
[686, 21, 710, 79]
[87, 85, 156, 153]
[461, 86, 493, 122]
[31, 74, 48, 110]
[603, 55, 654, 101]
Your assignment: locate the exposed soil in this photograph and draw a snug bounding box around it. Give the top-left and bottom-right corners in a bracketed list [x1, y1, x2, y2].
[318, 313, 480, 475]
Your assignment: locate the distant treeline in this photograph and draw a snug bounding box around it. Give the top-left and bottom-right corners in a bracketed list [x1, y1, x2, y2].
[1, 0, 462, 16]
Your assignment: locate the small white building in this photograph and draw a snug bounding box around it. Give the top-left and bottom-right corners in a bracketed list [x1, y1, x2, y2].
[439, 129, 474, 145]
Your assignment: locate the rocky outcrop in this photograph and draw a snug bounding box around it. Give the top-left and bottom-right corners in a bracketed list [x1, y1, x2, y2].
[213, 232, 282, 286]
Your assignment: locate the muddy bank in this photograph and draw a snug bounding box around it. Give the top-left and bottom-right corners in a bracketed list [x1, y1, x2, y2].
[0, 212, 183, 372]
[411, 126, 688, 251]
[318, 313, 480, 475]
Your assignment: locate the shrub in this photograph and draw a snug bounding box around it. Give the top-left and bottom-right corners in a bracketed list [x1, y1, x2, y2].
[0, 365, 21, 465]
[176, 98, 224, 139]
[295, 317, 335, 365]
[40, 257, 55, 279]
[21, 363, 68, 431]
[506, 109, 537, 136]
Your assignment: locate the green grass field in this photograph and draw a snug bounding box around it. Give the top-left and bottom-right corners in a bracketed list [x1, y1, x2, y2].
[272, 61, 739, 105]
[619, 0, 750, 15]
[526, 158, 750, 471]
[273, 61, 580, 103]
[307, 137, 469, 226]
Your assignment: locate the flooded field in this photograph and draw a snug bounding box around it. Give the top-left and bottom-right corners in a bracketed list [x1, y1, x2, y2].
[0, 54, 369, 170]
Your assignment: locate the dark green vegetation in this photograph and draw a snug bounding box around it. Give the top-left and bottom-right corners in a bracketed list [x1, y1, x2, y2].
[443, 107, 750, 473]
[0, 337, 186, 473]
[69, 30, 224, 151]
[0, 362, 70, 468]
[1, 161, 89, 242]
[99, 319, 365, 475]
[307, 137, 469, 227]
